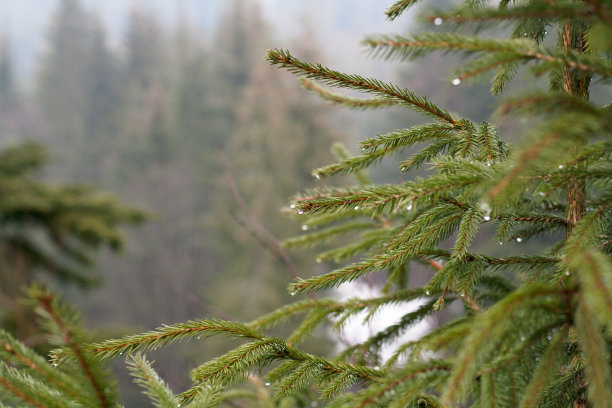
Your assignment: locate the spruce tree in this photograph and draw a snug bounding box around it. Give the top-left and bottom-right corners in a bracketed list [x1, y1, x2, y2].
[0, 142, 147, 339]
[3, 0, 612, 407]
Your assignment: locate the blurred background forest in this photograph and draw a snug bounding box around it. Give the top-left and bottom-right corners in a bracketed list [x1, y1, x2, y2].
[0, 0, 506, 405]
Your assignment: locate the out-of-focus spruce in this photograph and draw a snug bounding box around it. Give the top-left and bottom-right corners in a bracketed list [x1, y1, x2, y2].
[0, 141, 147, 338]
[15, 0, 611, 407]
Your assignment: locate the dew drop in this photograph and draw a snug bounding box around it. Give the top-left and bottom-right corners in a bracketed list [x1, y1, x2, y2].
[483, 214, 491, 221]
[565, 271, 570, 276]
[314, 174, 321, 180]
[298, 210, 304, 215]
[516, 237, 522, 243]
[460, 293, 465, 297]
[119, 352, 123, 356]
[265, 382, 271, 386]
[53, 363, 58, 367]
[558, 164, 563, 169]
[406, 202, 413, 211]
[374, 366, 380, 370]
[499, 241, 503, 245]
[290, 292, 296, 296]
[316, 258, 322, 264]
[434, 17, 443, 26]
[486, 162, 491, 167]
[290, 203, 296, 209]
[544, 30, 548, 35]
[452, 78, 461, 86]
[539, 192, 545, 196]
[425, 290, 430, 295]
[354, 205, 360, 210]
[302, 225, 308, 231]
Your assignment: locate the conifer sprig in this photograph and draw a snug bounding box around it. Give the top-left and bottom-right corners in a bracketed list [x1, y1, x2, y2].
[265, 49, 457, 124]
[300, 78, 399, 110]
[363, 33, 612, 78]
[126, 354, 179, 408]
[56, 319, 264, 362]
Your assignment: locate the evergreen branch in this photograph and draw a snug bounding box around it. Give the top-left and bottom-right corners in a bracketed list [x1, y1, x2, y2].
[289, 209, 463, 295]
[250, 289, 426, 335]
[33, 290, 112, 408]
[488, 131, 561, 201]
[282, 221, 377, 248]
[492, 60, 519, 95]
[399, 138, 457, 172]
[574, 296, 612, 407]
[482, 320, 568, 375]
[0, 330, 89, 403]
[570, 249, 612, 336]
[330, 360, 451, 408]
[316, 229, 391, 263]
[565, 196, 612, 253]
[286, 309, 329, 346]
[386, 0, 421, 21]
[190, 338, 281, 384]
[359, 123, 457, 153]
[427, 3, 597, 25]
[452, 206, 483, 259]
[400, 317, 472, 362]
[248, 298, 338, 331]
[518, 325, 569, 408]
[442, 284, 566, 404]
[454, 54, 526, 84]
[339, 298, 441, 361]
[300, 78, 399, 110]
[498, 92, 609, 118]
[312, 149, 391, 179]
[126, 354, 178, 408]
[57, 319, 265, 362]
[294, 172, 483, 216]
[475, 121, 506, 161]
[320, 371, 358, 400]
[273, 360, 321, 397]
[179, 336, 384, 404]
[265, 49, 457, 124]
[364, 33, 612, 78]
[0, 362, 73, 408]
[537, 366, 582, 408]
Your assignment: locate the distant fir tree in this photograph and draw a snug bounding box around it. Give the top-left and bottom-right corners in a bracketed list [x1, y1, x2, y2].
[37, 0, 122, 183]
[0, 142, 146, 339]
[4, 1, 612, 407]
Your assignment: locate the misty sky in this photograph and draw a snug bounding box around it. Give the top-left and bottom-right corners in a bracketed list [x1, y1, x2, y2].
[3, 0, 414, 80]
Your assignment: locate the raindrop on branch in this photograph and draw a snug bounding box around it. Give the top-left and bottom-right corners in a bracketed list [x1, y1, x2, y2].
[434, 17, 443, 26]
[452, 78, 461, 86]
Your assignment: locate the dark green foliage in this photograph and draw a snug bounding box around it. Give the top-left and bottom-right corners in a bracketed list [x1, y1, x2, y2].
[0, 141, 147, 338]
[5, 0, 612, 407]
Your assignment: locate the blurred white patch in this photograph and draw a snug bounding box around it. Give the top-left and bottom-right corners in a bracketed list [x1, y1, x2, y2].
[333, 281, 432, 363]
